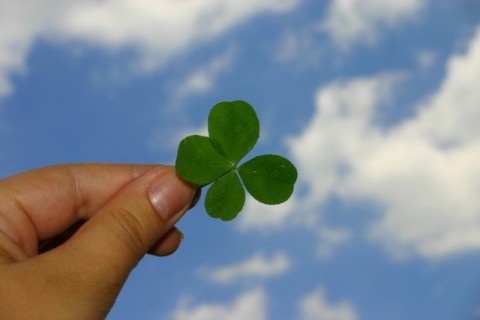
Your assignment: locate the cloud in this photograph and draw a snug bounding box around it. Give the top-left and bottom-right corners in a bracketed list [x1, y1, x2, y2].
[289, 72, 405, 210]
[238, 195, 299, 231]
[171, 287, 267, 320]
[416, 49, 437, 70]
[316, 227, 352, 259]
[0, 1, 39, 96]
[298, 287, 358, 320]
[321, 0, 426, 48]
[288, 25, 480, 259]
[200, 251, 291, 284]
[171, 285, 357, 320]
[146, 121, 208, 152]
[173, 48, 236, 104]
[275, 28, 322, 68]
[0, 0, 299, 97]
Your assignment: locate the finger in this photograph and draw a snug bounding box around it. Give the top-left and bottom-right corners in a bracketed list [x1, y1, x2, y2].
[0, 163, 155, 257]
[189, 187, 202, 209]
[38, 221, 85, 254]
[145, 187, 200, 257]
[0, 167, 195, 319]
[148, 227, 184, 257]
[56, 166, 195, 285]
[36, 185, 202, 255]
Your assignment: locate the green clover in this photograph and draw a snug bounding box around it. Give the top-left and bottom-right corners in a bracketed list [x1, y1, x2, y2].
[175, 100, 297, 221]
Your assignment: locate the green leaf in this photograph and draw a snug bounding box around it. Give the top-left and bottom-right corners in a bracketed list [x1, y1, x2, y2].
[208, 100, 259, 163]
[205, 171, 245, 221]
[175, 100, 298, 222]
[175, 135, 234, 186]
[238, 154, 298, 205]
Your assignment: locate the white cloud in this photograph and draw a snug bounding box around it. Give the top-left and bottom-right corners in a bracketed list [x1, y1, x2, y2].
[0, 1, 40, 96]
[200, 251, 291, 284]
[148, 48, 233, 153]
[147, 121, 208, 152]
[172, 287, 267, 320]
[298, 287, 358, 320]
[238, 195, 299, 231]
[321, 0, 426, 48]
[288, 25, 480, 259]
[289, 72, 405, 216]
[0, 0, 299, 97]
[316, 227, 352, 259]
[238, 195, 350, 259]
[174, 48, 236, 103]
[275, 28, 322, 68]
[416, 49, 437, 70]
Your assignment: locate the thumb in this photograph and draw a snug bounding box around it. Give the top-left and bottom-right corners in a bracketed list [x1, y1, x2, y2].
[62, 166, 195, 282]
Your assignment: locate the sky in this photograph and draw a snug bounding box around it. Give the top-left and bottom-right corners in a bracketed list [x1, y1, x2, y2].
[1, 0, 480, 319]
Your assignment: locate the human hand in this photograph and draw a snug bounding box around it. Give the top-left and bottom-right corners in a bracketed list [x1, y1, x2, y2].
[0, 164, 197, 319]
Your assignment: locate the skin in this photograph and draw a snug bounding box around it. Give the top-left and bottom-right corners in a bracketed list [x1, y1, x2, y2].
[0, 163, 198, 319]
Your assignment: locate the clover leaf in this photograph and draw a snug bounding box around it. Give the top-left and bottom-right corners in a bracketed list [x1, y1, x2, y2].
[208, 100, 259, 163]
[175, 100, 297, 221]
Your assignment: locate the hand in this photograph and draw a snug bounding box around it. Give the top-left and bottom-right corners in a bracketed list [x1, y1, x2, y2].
[0, 164, 197, 319]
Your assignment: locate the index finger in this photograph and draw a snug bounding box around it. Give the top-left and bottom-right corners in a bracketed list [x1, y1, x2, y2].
[0, 163, 158, 257]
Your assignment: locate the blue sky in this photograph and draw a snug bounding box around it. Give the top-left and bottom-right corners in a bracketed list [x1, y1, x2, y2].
[1, 1, 480, 319]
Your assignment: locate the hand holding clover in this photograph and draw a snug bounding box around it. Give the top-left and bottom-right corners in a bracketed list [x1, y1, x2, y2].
[175, 100, 298, 221]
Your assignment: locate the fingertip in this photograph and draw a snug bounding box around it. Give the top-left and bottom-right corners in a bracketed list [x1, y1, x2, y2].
[148, 227, 184, 257]
[149, 169, 196, 222]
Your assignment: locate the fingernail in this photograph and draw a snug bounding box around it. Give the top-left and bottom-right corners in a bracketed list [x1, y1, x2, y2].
[188, 187, 202, 209]
[149, 171, 195, 221]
